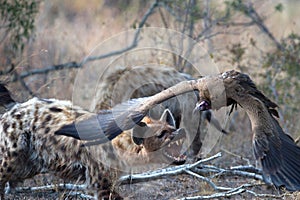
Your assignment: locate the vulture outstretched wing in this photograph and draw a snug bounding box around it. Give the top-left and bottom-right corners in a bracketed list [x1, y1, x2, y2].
[253, 116, 300, 191]
[55, 98, 148, 145]
[55, 80, 198, 145]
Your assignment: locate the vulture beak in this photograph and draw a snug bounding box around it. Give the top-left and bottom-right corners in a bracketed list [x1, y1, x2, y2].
[194, 100, 211, 112]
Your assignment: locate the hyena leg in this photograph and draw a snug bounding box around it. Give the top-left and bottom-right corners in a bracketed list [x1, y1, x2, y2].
[0, 156, 13, 199]
[87, 164, 122, 199]
[96, 181, 122, 200]
[0, 182, 5, 200]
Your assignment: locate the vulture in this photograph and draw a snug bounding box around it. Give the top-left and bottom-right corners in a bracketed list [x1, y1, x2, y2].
[56, 70, 300, 191]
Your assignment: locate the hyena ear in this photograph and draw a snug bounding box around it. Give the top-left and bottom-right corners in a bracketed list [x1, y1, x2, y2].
[0, 83, 16, 109]
[132, 122, 148, 145]
[160, 109, 176, 127]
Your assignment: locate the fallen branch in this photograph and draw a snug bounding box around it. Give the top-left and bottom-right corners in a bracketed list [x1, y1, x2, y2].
[230, 165, 262, 173]
[12, 152, 281, 199]
[184, 169, 231, 191]
[63, 191, 95, 200]
[119, 152, 222, 183]
[14, 183, 87, 193]
[178, 183, 282, 200]
[193, 164, 263, 180]
[178, 188, 246, 200]
[12, 153, 221, 195]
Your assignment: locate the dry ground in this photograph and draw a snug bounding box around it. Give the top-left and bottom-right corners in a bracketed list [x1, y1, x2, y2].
[5, 109, 300, 199]
[1, 0, 300, 199]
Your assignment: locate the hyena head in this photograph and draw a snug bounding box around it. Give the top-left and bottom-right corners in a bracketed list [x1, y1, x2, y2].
[131, 109, 186, 164]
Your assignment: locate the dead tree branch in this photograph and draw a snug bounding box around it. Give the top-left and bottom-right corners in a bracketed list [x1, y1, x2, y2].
[12, 152, 282, 199]
[81, 0, 159, 64]
[14, 183, 87, 193]
[8, 0, 160, 83]
[119, 152, 222, 184]
[18, 74, 36, 97]
[245, 3, 283, 51]
[178, 183, 282, 200]
[65, 192, 95, 199]
[229, 1, 284, 51]
[193, 164, 263, 181]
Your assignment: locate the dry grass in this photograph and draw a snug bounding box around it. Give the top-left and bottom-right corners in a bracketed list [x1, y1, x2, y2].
[1, 0, 299, 199]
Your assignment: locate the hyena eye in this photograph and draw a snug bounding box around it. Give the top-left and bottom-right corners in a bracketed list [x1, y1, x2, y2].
[157, 130, 168, 138]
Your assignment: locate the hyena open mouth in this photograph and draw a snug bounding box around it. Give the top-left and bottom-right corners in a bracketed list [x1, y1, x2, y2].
[162, 128, 187, 165]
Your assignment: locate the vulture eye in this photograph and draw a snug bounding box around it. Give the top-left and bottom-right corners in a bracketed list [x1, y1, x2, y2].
[195, 100, 211, 111]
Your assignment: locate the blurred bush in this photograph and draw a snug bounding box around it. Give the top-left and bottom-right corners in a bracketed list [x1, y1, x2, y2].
[260, 33, 300, 126]
[0, 0, 39, 52]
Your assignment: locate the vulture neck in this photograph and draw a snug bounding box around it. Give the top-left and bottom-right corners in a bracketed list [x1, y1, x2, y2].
[139, 79, 201, 112]
[227, 90, 275, 133]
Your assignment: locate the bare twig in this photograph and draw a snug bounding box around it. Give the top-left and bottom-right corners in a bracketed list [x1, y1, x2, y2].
[221, 148, 251, 165]
[14, 183, 87, 193]
[64, 191, 95, 199]
[18, 75, 36, 97]
[192, 164, 263, 181]
[178, 188, 246, 200]
[0, 64, 15, 76]
[245, 189, 282, 198]
[12, 62, 81, 82]
[8, 0, 160, 82]
[178, 183, 282, 200]
[230, 165, 262, 174]
[158, 7, 168, 28]
[82, 0, 159, 64]
[11, 153, 222, 196]
[247, 4, 283, 51]
[217, 21, 255, 27]
[198, 31, 240, 41]
[119, 152, 222, 184]
[160, 2, 185, 23]
[212, 168, 263, 180]
[184, 169, 231, 191]
[232, 2, 283, 51]
[12, 152, 280, 199]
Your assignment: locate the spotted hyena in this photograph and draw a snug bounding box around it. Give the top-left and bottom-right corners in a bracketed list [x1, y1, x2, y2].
[112, 109, 186, 172]
[93, 66, 226, 158]
[0, 84, 184, 199]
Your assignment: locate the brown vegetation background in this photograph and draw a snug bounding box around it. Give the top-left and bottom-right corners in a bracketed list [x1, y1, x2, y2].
[0, 0, 299, 199]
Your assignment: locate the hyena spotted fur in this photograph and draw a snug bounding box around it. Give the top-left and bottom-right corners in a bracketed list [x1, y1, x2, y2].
[93, 66, 227, 158]
[0, 84, 183, 199]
